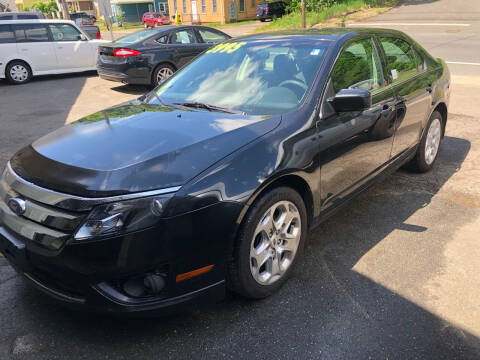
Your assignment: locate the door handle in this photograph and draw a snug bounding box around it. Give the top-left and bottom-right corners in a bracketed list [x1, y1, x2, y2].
[426, 85, 433, 93]
[57, 46, 63, 49]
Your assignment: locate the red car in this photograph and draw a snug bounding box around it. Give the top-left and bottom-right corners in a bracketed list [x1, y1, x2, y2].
[142, 12, 170, 28]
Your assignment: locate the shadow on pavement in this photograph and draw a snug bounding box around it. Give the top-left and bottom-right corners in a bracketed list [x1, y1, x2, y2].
[3, 135, 478, 359]
[0, 73, 92, 170]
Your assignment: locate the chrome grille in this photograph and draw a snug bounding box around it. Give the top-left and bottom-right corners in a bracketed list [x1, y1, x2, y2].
[0, 162, 181, 250]
[0, 165, 86, 250]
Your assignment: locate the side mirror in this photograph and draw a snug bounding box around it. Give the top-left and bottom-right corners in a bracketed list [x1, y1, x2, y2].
[79, 34, 88, 41]
[327, 89, 371, 113]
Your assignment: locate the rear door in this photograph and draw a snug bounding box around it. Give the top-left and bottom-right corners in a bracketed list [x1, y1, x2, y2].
[12, 23, 57, 72]
[168, 28, 203, 68]
[0, 24, 17, 77]
[318, 37, 397, 210]
[48, 23, 95, 69]
[377, 36, 431, 158]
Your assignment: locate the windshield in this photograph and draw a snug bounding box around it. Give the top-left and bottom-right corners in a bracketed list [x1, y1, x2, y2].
[151, 39, 329, 115]
[114, 30, 163, 44]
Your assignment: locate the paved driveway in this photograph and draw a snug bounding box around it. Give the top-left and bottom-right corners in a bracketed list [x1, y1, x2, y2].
[1, 1, 480, 358]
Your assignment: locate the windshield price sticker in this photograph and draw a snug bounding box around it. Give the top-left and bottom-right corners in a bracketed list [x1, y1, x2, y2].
[206, 42, 247, 54]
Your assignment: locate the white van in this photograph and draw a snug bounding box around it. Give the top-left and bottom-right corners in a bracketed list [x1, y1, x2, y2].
[0, 19, 109, 84]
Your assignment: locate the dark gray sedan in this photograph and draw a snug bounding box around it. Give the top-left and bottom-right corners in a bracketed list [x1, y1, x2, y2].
[97, 25, 231, 87]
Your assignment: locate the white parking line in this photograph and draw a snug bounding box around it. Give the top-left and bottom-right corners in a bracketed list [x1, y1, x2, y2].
[446, 61, 480, 66]
[348, 23, 471, 27]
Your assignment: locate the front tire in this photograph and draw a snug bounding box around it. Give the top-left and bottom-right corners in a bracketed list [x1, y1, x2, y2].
[227, 187, 308, 299]
[6, 61, 32, 85]
[144, 22, 148, 28]
[407, 110, 443, 172]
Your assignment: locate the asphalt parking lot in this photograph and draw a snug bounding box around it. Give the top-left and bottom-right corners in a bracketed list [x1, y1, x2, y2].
[1, 0, 480, 359]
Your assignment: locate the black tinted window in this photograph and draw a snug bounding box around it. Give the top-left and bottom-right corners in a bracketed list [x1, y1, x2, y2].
[331, 38, 383, 93]
[0, 15, 14, 20]
[0, 24, 15, 43]
[13, 24, 49, 42]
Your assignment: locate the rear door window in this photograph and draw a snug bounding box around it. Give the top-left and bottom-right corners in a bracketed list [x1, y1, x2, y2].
[379, 37, 417, 82]
[0, 24, 15, 43]
[13, 24, 49, 42]
[169, 29, 197, 44]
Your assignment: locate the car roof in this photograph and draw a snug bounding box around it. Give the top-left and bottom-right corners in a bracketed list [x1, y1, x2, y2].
[234, 27, 407, 42]
[0, 19, 76, 25]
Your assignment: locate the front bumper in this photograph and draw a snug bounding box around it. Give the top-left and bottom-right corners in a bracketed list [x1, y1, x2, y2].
[0, 165, 242, 314]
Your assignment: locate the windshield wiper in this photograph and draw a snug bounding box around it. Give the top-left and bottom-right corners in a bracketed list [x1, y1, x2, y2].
[173, 102, 239, 114]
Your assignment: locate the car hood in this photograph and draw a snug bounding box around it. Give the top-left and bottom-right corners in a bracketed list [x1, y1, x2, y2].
[10, 104, 279, 197]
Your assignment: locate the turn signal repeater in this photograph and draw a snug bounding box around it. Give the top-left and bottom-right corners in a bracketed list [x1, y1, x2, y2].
[74, 195, 172, 240]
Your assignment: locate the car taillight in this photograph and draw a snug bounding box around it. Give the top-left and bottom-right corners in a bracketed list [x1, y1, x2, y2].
[96, 30, 101, 39]
[79, 22, 84, 26]
[266, 6, 270, 11]
[113, 48, 141, 57]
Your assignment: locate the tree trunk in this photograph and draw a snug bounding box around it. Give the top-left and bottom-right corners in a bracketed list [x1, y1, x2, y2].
[57, 0, 70, 20]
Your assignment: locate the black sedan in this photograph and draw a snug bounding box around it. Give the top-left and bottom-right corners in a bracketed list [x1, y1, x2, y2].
[0, 28, 449, 314]
[97, 25, 231, 87]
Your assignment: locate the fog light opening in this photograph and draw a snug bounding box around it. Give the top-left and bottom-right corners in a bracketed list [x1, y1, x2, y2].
[121, 273, 166, 298]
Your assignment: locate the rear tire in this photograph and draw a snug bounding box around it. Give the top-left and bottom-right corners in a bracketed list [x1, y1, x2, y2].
[152, 63, 175, 87]
[406, 110, 443, 173]
[6, 60, 32, 85]
[260, 18, 266, 22]
[227, 187, 308, 299]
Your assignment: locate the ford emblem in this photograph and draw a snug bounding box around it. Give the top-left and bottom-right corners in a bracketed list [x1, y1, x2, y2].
[7, 197, 26, 216]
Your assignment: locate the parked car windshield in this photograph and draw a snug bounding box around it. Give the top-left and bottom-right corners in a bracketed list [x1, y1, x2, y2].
[151, 39, 329, 115]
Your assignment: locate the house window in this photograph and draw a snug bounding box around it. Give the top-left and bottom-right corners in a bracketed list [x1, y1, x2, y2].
[201, 0, 206, 13]
[212, 0, 217, 13]
[239, 0, 245, 12]
[251, 0, 255, 7]
[182, 0, 187, 13]
[173, 0, 177, 13]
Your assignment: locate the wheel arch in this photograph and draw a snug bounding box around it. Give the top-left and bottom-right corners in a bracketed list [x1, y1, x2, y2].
[432, 102, 448, 137]
[5, 58, 33, 75]
[237, 173, 315, 230]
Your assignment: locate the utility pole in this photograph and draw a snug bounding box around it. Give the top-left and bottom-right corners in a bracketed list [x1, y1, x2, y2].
[301, 0, 306, 29]
[58, 0, 70, 20]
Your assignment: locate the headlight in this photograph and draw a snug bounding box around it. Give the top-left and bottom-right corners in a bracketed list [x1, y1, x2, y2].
[74, 195, 171, 240]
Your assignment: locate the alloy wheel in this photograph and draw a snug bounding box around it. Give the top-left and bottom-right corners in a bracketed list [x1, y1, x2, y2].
[250, 200, 301, 285]
[156, 67, 173, 84]
[10, 65, 28, 83]
[425, 117, 441, 165]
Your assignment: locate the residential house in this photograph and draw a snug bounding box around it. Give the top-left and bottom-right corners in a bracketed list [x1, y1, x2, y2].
[167, 0, 261, 24]
[67, 0, 96, 15]
[111, 0, 168, 23]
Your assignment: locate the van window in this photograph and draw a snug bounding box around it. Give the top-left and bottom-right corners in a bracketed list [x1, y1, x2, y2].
[13, 24, 49, 42]
[0, 15, 14, 20]
[49, 24, 82, 41]
[0, 24, 15, 43]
